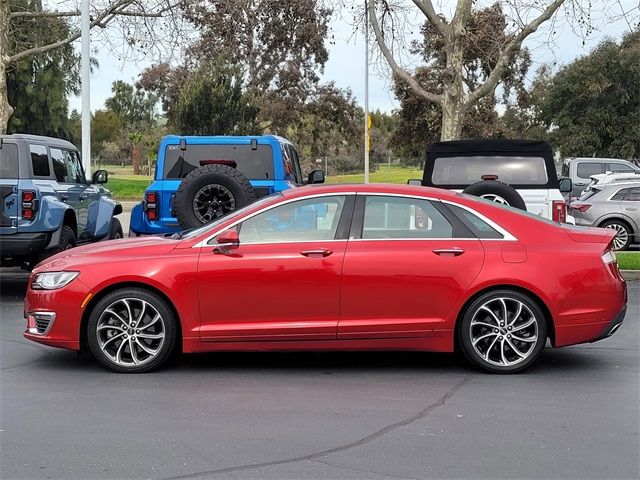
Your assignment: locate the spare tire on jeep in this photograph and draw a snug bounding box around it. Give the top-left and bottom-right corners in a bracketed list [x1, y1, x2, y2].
[174, 164, 256, 229]
[462, 180, 527, 211]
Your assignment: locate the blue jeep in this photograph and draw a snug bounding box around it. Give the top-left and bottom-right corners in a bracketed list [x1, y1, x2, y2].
[130, 135, 324, 235]
[0, 134, 123, 270]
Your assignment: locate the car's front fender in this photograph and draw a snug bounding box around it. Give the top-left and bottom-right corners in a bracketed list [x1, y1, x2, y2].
[87, 197, 121, 238]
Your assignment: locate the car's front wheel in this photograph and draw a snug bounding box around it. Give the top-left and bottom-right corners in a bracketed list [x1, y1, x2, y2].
[459, 290, 547, 373]
[87, 288, 177, 373]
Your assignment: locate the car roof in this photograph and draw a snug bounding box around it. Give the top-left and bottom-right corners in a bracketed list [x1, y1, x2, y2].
[0, 133, 77, 150]
[161, 134, 292, 145]
[280, 183, 462, 201]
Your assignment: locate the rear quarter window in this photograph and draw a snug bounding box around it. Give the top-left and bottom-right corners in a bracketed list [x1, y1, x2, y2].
[0, 143, 19, 178]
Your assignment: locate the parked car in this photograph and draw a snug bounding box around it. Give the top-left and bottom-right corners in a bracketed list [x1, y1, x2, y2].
[581, 171, 640, 196]
[561, 157, 640, 199]
[129, 135, 324, 236]
[0, 134, 122, 270]
[570, 183, 640, 250]
[410, 139, 574, 223]
[24, 184, 626, 374]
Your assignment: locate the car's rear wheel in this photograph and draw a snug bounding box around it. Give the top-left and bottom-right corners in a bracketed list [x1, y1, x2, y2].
[600, 219, 632, 251]
[108, 218, 123, 239]
[459, 290, 547, 373]
[87, 288, 177, 373]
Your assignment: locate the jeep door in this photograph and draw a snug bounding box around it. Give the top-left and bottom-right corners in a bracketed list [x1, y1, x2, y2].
[197, 194, 354, 341]
[338, 194, 485, 339]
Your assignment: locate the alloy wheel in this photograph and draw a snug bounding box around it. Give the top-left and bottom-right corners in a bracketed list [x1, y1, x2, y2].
[192, 184, 236, 223]
[604, 223, 629, 250]
[480, 193, 510, 205]
[96, 298, 166, 367]
[469, 297, 539, 367]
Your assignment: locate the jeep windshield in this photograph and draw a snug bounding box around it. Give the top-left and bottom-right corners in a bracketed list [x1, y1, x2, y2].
[432, 156, 548, 186]
[163, 144, 274, 180]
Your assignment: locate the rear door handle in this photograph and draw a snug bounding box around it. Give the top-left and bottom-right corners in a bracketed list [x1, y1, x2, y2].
[625, 207, 638, 211]
[432, 248, 465, 257]
[300, 249, 333, 258]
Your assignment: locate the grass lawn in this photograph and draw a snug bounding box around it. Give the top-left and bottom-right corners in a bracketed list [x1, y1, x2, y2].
[616, 252, 640, 270]
[105, 165, 422, 200]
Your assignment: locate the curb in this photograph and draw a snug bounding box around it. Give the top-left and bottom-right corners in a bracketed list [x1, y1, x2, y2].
[621, 270, 640, 281]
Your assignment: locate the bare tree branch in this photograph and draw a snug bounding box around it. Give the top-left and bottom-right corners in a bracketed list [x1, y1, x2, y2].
[369, 1, 442, 104]
[10, 11, 80, 18]
[412, 0, 448, 38]
[467, 0, 565, 106]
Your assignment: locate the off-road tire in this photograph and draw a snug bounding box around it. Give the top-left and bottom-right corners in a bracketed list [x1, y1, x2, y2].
[174, 165, 256, 229]
[462, 180, 527, 211]
[108, 218, 124, 239]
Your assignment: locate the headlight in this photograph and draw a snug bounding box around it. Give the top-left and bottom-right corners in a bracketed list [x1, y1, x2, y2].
[31, 271, 80, 290]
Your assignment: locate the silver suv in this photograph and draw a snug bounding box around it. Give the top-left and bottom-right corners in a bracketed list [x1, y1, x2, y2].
[569, 183, 640, 250]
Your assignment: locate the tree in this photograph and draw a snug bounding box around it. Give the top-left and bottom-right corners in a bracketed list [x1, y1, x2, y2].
[171, 61, 260, 136]
[5, 0, 79, 138]
[367, 0, 590, 140]
[91, 109, 123, 157]
[538, 29, 640, 159]
[1, 0, 186, 134]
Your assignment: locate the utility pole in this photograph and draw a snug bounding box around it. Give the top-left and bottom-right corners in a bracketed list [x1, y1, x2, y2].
[81, 0, 91, 177]
[364, 0, 370, 184]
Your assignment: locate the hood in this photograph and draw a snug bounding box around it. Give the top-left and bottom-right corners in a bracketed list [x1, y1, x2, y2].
[33, 236, 180, 272]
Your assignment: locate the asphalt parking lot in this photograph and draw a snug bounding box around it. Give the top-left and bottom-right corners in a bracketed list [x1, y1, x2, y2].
[1, 272, 638, 480]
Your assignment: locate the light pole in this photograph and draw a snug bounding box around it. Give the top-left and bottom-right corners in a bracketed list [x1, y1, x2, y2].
[81, 0, 91, 177]
[364, 0, 370, 184]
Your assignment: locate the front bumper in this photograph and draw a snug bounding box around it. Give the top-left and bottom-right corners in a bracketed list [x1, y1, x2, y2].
[0, 232, 49, 257]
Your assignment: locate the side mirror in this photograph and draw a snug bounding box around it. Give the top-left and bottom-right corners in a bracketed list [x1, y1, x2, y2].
[93, 169, 108, 184]
[215, 229, 240, 251]
[559, 177, 572, 193]
[407, 179, 422, 186]
[308, 169, 325, 184]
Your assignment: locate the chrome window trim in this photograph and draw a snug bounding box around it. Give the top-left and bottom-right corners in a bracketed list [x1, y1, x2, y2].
[191, 191, 518, 247]
[192, 192, 357, 248]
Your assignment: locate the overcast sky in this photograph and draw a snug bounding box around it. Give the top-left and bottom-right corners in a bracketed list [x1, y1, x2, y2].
[67, 1, 636, 115]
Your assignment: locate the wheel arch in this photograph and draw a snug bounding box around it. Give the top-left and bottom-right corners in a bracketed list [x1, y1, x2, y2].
[79, 281, 183, 354]
[597, 215, 636, 234]
[63, 209, 77, 237]
[453, 284, 555, 349]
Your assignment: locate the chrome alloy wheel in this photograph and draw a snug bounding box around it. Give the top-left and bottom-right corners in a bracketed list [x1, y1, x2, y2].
[469, 297, 539, 367]
[193, 184, 236, 223]
[96, 298, 165, 367]
[480, 193, 510, 205]
[604, 223, 629, 251]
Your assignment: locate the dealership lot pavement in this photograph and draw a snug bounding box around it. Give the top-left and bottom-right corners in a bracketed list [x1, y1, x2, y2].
[1, 272, 638, 480]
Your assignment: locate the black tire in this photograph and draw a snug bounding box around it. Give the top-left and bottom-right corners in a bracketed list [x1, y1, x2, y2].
[31, 225, 77, 270]
[108, 217, 124, 239]
[87, 288, 177, 373]
[174, 165, 256, 229]
[458, 290, 547, 374]
[462, 180, 527, 211]
[599, 219, 633, 251]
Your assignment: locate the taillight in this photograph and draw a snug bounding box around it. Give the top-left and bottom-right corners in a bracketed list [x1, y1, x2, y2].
[570, 203, 591, 213]
[21, 190, 38, 221]
[552, 200, 567, 223]
[144, 192, 158, 221]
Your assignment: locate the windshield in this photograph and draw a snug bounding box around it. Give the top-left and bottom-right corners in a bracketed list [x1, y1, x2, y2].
[174, 193, 282, 240]
[459, 193, 559, 226]
[163, 144, 274, 180]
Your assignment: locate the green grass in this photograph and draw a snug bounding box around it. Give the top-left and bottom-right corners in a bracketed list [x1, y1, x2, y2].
[107, 177, 152, 200]
[326, 165, 422, 185]
[616, 252, 640, 270]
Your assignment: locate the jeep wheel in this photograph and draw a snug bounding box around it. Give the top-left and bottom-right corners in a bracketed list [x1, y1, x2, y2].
[52, 225, 77, 253]
[174, 165, 256, 229]
[108, 218, 124, 239]
[462, 180, 527, 211]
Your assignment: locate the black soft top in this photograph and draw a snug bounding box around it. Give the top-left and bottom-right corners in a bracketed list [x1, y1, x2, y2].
[423, 139, 558, 189]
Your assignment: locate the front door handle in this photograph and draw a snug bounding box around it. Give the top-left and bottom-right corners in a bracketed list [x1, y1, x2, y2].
[432, 248, 465, 257]
[300, 249, 333, 258]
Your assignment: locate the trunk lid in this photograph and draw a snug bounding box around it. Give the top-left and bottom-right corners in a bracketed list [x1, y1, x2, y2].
[561, 224, 617, 244]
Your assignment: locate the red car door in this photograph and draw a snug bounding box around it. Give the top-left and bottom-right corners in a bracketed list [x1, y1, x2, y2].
[197, 194, 354, 341]
[339, 194, 485, 339]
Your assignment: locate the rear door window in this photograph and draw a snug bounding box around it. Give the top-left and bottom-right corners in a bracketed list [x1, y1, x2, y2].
[50, 148, 71, 183]
[30, 144, 50, 177]
[576, 162, 603, 179]
[164, 144, 274, 180]
[610, 188, 630, 201]
[623, 188, 640, 201]
[432, 156, 548, 186]
[0, 143, 19, 178]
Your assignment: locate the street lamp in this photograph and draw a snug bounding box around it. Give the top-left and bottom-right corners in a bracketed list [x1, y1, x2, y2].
[81, 0, 91, 176]
[364, 0, 370, 184]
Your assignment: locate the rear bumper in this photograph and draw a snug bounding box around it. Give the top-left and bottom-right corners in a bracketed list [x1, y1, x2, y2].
[0, 232, 49, 257]
[590, 305, 626, 343]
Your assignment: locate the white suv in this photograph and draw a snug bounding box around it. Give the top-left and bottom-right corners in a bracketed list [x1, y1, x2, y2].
[413, 139, 574, 223]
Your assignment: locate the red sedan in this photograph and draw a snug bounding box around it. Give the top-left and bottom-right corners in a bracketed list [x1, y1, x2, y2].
[24, 184, 627, 373]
